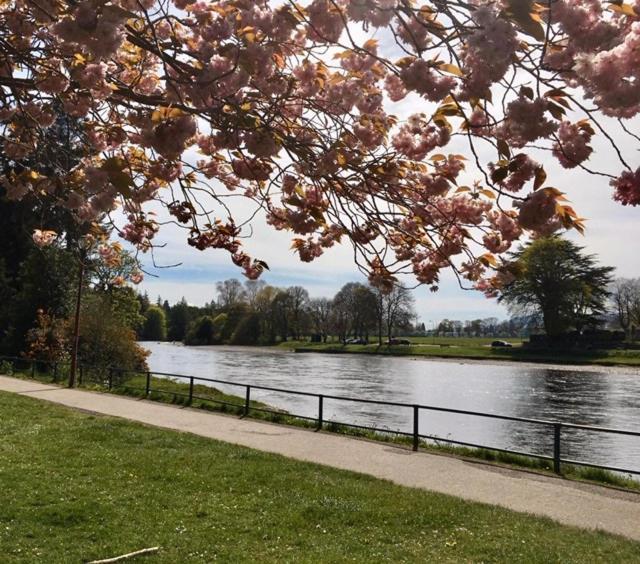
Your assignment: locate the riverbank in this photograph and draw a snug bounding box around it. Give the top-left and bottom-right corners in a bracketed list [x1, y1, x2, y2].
[6, 366, 639, 492]
[281, 340, 640, 368]
[2, 384, 640, 560]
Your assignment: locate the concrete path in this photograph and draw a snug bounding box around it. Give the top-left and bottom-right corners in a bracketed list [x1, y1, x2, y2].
[2, 375, 640, 541]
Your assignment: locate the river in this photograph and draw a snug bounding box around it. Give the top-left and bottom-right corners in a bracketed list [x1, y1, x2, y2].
[143, 341, 640, 474]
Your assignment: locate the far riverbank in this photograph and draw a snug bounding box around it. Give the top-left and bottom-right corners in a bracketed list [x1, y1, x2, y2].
[279, 340, 640, 368]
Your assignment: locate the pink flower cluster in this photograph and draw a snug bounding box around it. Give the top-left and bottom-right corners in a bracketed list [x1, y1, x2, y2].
[496, 96, 557, 148]
[552, 121, 594, 168]
[574, 23, 640, 118]
[347, 0, 397, 28]
[392, 115, 450, 161]
[611, 167, 640, 206]
[400, 59, 456, 102]
[460, 5, 518, 98]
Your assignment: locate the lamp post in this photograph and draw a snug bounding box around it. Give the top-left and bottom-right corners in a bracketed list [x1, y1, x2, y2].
[68, 236, 92, 388]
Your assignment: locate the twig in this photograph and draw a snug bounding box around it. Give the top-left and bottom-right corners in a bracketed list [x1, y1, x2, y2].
[86, 547, 160, 563]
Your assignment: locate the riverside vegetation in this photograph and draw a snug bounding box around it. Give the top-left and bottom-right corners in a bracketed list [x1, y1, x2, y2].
[6, 362, 639, 492]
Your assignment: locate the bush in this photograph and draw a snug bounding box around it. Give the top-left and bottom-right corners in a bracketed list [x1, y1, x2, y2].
[0, 360, 13, 376]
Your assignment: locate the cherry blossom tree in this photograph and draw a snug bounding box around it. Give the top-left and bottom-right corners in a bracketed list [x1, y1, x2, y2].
[1, 0, 639, 293]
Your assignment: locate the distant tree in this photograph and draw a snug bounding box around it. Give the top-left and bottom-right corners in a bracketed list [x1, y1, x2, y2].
[216, 279, 247, 310]
[184, 316, 216, 346]
[167, 298, 191, 342]
[372, 285, 415, 344]
[230, 313, 262, 345]
[308, 298, 333, 343]
[244, 280, 266, 309]
[610, 279, 640, 339]
[254, 286, 279, 344]
[286, 286, 310, 340]
[271, 290, 293, 341]
[437, 319, 454, 335]
[332, 283, 377, 341]
[499, 237, 614, 337]
[137, 292, 151, 315]
[142, 306, 167, 341]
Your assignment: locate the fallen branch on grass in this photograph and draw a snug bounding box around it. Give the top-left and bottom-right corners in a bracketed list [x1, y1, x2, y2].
[87, 547, 159, 563]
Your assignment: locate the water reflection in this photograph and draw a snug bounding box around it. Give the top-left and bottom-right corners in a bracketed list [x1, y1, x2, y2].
[143, 342, 640, 472]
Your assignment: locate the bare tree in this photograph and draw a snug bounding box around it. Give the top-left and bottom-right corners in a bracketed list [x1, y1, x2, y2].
[372, 286, 415, 344]
[611, 279, 640, 339]
[215, 279, 247, 310]
[286, 286, 310, 340]
[244, 280, 266, 309]
[307, 298, 333, 343]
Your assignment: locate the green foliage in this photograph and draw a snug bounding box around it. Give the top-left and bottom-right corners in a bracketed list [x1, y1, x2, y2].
[141, 305, 167, 341]
[230, 312, 261, 345]
[2, 392, 640, 563]
[220, 303, 248, 341]
[166, 298, 192, 341]
[77, 292, 148, 373]
[184, 315, 217, 346]
[3, 245, 76, 354]
[499, 237, 614, 337]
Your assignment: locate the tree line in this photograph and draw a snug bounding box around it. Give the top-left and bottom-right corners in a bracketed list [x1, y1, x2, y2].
[139, 280, 417, 347]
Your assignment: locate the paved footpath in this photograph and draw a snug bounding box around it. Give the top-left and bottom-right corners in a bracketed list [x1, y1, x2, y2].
[2, 375, 640, 541]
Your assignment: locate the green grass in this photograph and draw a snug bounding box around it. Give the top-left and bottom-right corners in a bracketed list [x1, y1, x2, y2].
[2, 392, 640, 563]
[280, 339, 640, 367]
[9, 366, 640, 492]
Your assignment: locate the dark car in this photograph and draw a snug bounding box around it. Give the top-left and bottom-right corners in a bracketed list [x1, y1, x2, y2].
[386, 338, 411, 345]
[491, 340, 513, 348]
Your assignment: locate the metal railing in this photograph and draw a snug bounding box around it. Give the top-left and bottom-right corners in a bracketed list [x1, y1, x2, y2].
[2, 355, 639, 478]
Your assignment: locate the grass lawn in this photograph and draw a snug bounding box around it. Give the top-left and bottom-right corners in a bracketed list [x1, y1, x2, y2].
[280, 339, 640, 367]
[1, 392, 640, 563]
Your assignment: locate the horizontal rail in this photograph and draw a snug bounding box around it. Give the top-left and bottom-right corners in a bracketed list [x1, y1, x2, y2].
[3, 355, 640, 478]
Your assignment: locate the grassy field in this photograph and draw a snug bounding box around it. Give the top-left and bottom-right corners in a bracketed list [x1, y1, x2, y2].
[1, 391, 640, 563]
[280, 338, 640, 367]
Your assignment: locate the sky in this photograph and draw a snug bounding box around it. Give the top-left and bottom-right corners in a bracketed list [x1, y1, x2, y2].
[130, 11, 639, 324]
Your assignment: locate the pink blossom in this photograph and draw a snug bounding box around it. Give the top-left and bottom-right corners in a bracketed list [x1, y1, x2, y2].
[552, 121, 593, 168]
[460, 5, 518, 98]
[400, 59, 456, 102]
[517, 189, 560, 232]
[611, 167, 640, 206]
[495, 96, 557, 148]
[32, 229, 58, 247]
[384, 74, 407, 102]
[392, 115, 449, 161]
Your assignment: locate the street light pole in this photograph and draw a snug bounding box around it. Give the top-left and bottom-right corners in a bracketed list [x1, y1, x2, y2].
[68, 249, 86, 388]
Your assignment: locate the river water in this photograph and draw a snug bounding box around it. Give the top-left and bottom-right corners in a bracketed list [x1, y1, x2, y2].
[143, 342, 640, 473]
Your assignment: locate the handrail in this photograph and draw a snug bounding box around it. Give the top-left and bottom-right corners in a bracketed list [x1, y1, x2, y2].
[2, 354, 639, 477]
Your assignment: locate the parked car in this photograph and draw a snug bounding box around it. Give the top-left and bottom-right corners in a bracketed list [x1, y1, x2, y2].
[386, 338, 411, 345]
[344, 338, 368, 345]
[491, 340, 513, 348]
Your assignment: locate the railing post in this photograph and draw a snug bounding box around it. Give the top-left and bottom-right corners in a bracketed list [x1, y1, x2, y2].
[188, 377, 194, 405]
[145, 371, 151, 396]
[78, 365, 83, 386]
[316, 395, 324, 431]
[413, 405, 420, 451]
[108, 367, 113, 390]
[553, 423, 562, 475]
[244, 385, 251, 417]
[31, 361, 35, 379]
[52, 362, 58, 383]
